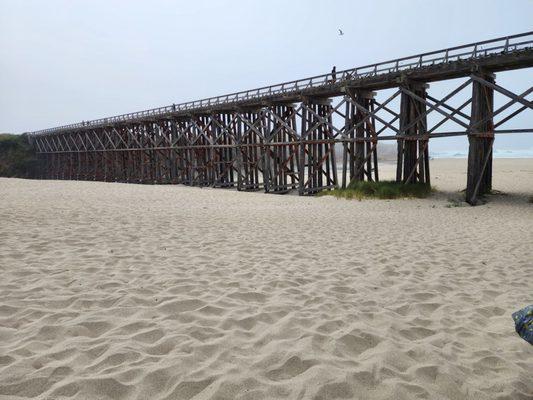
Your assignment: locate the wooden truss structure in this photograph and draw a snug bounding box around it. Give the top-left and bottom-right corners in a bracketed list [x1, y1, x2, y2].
[30, 32, 533, 205]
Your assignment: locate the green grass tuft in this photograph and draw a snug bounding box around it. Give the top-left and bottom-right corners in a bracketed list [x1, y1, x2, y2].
[320, 180, 433, 200]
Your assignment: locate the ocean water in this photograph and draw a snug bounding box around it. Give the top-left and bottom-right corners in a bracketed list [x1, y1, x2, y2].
[430, 149, 533, 159]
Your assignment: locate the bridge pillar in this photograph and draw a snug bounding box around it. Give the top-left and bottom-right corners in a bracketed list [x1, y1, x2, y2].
[66, 152, 74, 180]
[187, 116, 214, 187]
[174, 120, 192, 185]
[56, 152, 63, 180]
[91, 150, 98, 181]
[299, 98, 337, 195]
[129, 125, 142, 183]
[97, 129, 112, 182]
[37, 153, 44, 179]
[343, 90, 378, 187]
[236, 108, 265, 191]
[55, 153, 61, 179]
[143, 123, 155, 184]
[263, 104, 299, 193]
[212, 112, 238, 188]
[169, 120, 179, 184]
[396, 82, 430, 184]
[136, 126, 146, 184]
[145, 128, 154, 184]
[48, 153, 54, 179]
[466, 73, 495, 205]
[78, 152, 85, 180]
[120, 126, 132, 183]
[151, 122, 167, 184]
[158, 121, 173, 184]
[153, 121, 172, 184]
[137, 124, 148, 183]
[75, 151, 81, 180]
[55, 153, 62, 179]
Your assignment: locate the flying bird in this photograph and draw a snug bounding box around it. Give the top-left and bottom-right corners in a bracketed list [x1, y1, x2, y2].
[338, 29, 344, 36]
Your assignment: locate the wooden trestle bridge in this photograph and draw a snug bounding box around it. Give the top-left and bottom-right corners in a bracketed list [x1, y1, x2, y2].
[29, 32, 533, 205]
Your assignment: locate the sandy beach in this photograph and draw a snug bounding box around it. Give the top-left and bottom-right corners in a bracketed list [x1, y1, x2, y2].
[0, 158, 532, 400]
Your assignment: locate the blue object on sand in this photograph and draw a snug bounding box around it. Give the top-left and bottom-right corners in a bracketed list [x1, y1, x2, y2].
[512, 305, 533, 345]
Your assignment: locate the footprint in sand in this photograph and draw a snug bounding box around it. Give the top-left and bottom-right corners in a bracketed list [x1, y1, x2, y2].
[266, 356, 316, 381]
[399, 326, 436, 340]
[132, 328, 165, 344]
[158, 299, 205, 314]
[313, 381, 354, 400]
[162, 377, 216, 400]
[336, 332, 382, 356]
[227, 291, 267, 303]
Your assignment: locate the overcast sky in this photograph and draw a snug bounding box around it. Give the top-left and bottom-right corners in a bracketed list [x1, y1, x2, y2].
[1, 0, 532, 152]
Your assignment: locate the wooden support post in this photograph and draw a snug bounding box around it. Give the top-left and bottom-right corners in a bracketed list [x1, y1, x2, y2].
[169, 120, 178, 183]
[343, 90, 378, 186]
[263, 104, 299, 193]
[299, 98, 337, 195]
[397, 82, 430, 184]
[466, 73, 495, 205]
[236, 109, 265, 191]
[212, 112, 238, 188]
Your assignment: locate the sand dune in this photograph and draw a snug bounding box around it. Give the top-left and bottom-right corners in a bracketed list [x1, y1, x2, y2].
[0, 159, 532, 399]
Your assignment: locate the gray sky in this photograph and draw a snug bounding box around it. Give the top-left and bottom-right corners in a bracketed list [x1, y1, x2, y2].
[1, 0, 532, 152]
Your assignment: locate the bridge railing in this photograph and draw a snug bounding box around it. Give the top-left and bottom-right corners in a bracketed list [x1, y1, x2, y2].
[31, 31, 533, 136]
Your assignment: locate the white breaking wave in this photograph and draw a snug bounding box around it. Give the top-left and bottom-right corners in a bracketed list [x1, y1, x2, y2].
[430, 148, 533, 159]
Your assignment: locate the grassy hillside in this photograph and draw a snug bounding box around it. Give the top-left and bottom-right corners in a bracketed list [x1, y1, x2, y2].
[0, 133, 38, 178]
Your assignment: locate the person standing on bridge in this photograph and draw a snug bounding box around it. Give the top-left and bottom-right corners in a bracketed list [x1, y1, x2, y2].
[331, 66, 337, 83]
